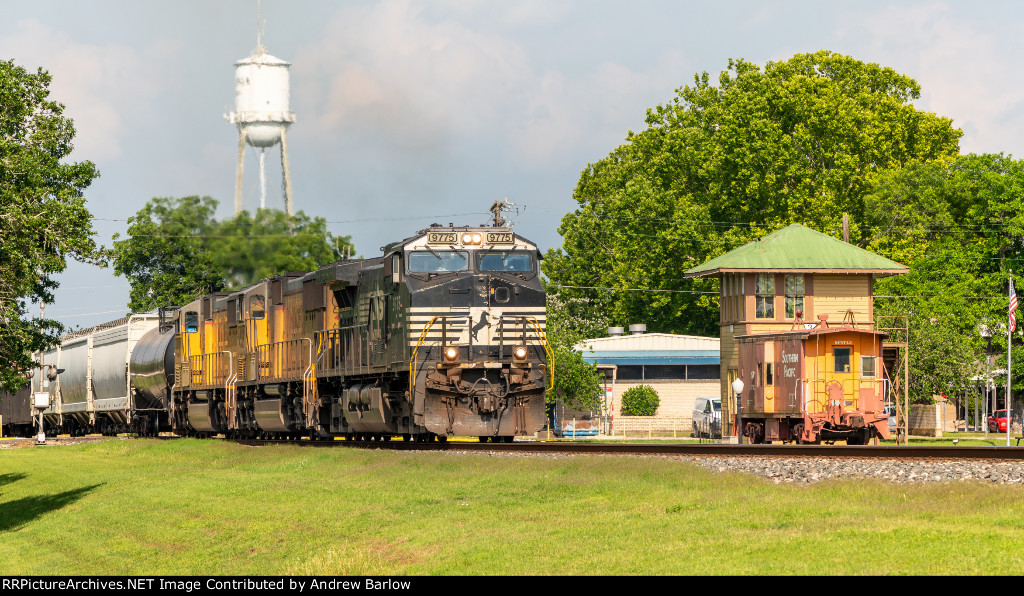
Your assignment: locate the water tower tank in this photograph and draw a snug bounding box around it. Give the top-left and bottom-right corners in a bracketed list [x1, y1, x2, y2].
[228, 48, 296, 147]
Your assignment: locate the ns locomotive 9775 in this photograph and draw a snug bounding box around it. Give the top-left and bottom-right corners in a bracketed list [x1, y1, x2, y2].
[10, 223, 552, 443]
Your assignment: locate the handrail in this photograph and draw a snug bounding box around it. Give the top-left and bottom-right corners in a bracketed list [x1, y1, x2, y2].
[187, 350, 234, 387]
[526, 316, 555, 393]
[409, 316, 440, 395]
[254, 337, 312, 382]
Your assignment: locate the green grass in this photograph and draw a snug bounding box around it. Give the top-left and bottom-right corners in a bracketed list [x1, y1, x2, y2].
[2, 438, 1024, 575]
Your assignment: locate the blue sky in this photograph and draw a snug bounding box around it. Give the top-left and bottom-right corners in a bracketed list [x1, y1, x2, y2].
[3, 0, 1024, 329]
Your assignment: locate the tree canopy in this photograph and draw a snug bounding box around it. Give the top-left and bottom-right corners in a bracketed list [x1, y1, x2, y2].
[0, 59, 102, 393]
[112, 196, 355, 312]
[543, 51, 962, 336]
[864, 154, 1024, 401]
[544, 293, 607, 410]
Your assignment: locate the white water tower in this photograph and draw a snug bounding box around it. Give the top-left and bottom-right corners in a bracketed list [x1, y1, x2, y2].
[226, 21, 296, 215]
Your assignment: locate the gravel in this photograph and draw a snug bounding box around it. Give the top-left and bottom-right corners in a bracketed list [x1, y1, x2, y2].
[673, 455, 1024, 484]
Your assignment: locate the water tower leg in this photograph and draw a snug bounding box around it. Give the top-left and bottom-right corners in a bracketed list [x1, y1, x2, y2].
[280, 126, 293, 216]
[235, 128, 248, 215]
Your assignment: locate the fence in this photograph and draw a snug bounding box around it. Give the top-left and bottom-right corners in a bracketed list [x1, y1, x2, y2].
[608, 416, 694, 439]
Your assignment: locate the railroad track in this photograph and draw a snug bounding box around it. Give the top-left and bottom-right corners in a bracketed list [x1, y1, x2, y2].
[228, 437, 1024, 460]
[19, 434, 1024, 461]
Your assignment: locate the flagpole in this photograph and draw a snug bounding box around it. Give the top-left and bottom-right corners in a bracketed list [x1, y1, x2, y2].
[1009, 271, 1014, 447]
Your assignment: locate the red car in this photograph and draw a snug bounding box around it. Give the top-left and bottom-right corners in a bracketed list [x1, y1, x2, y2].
[989, 410, 1012, 433]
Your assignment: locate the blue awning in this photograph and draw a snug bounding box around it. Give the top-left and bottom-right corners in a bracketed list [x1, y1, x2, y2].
[580, 349, 719, 366]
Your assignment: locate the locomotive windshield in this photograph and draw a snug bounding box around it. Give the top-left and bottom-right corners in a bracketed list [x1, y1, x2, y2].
[477, 251, 533, 272]
[409, 250, 469, 273]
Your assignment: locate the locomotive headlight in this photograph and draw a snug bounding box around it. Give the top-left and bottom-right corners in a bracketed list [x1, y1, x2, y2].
[444, 346, 460, 361]
[513, 345, 528, 361]
[471, 233, 482, 244]
[462, 233, 472, 244]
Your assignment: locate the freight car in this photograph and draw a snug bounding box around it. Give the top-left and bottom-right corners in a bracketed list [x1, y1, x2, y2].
[0, 384, 34, 437]
[735, 318, 891, 444]
[27, 222, 551, 442]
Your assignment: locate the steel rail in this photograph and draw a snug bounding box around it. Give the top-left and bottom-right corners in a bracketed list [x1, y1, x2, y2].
[218, 438, 1024, 460]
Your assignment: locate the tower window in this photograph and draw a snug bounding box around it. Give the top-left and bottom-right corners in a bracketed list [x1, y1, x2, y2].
[756, 274, 775, 319]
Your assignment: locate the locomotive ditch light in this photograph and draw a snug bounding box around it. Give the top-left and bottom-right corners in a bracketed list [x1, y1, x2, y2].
[513, 345, 528, 361]
[444, 346, 460, 361]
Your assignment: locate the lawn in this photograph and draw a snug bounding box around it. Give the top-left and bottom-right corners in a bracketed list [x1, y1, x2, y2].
[1, 438, 1022, 575]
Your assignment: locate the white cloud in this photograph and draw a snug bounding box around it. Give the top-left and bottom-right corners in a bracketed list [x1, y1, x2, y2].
[292, 0, 688, 171]
[0, 19, 181, 164]
[837, 2, 1024, 157]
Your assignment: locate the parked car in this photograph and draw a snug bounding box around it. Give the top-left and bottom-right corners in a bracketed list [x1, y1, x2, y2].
[989, 410, 1012, 433]
[692, 397, 721, 438]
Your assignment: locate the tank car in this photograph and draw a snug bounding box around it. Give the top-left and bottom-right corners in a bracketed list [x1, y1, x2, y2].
[169, 223, 551, 441]
[735, 320, 891, 444]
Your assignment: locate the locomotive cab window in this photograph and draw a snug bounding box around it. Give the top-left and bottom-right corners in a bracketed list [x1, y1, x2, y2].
[184, 311, 199, 333]
[477, 251, 533, 273]
[408, 251, 469, 273]
[249, 295, 266, 320]
[834, 347, 852, 372]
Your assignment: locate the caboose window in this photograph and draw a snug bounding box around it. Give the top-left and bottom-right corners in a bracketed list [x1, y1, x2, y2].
[409, 251, 469, 273]
[477, 251, 533, 272]
[861, 356, 876, 377]
[834, 347, 852, 372]
[785, 274, 804, 318]
[755, 274, 775, 318]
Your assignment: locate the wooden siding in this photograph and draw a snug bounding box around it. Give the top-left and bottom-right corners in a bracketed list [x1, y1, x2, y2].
[812, 275, 872, 325]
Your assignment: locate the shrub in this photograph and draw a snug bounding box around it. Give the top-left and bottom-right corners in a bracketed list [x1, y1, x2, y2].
[621, 385, 660, 416]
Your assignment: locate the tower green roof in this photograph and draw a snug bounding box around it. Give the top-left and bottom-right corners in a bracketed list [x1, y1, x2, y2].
[684, 224, 907, 278]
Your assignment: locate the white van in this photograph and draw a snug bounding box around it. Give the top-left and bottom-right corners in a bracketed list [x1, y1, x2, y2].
[692, 397, 721, 438]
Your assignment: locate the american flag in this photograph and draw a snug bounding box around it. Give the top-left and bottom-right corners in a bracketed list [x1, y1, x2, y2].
[1011, 278, 1019, 333]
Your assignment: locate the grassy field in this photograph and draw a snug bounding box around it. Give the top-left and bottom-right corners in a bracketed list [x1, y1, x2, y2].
[2, 438, 1024, 575]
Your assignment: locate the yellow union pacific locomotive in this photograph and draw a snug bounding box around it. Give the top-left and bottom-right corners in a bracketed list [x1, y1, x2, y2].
[736, 317, 890, 445]
[165, 223, 551, 442]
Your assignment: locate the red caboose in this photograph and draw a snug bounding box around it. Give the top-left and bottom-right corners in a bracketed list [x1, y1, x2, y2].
[736, 322, 890, 444]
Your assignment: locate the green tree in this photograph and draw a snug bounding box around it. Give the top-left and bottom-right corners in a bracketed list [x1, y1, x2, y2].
[544, 293, 607, 411]
[112, 196, 224, 312]
[215, 208, 353, 289]
[864, 154, 1024, 403]
[0, 60, 102, 393]
[544, 51, 962, 336]
[112, 197, 355, 312]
